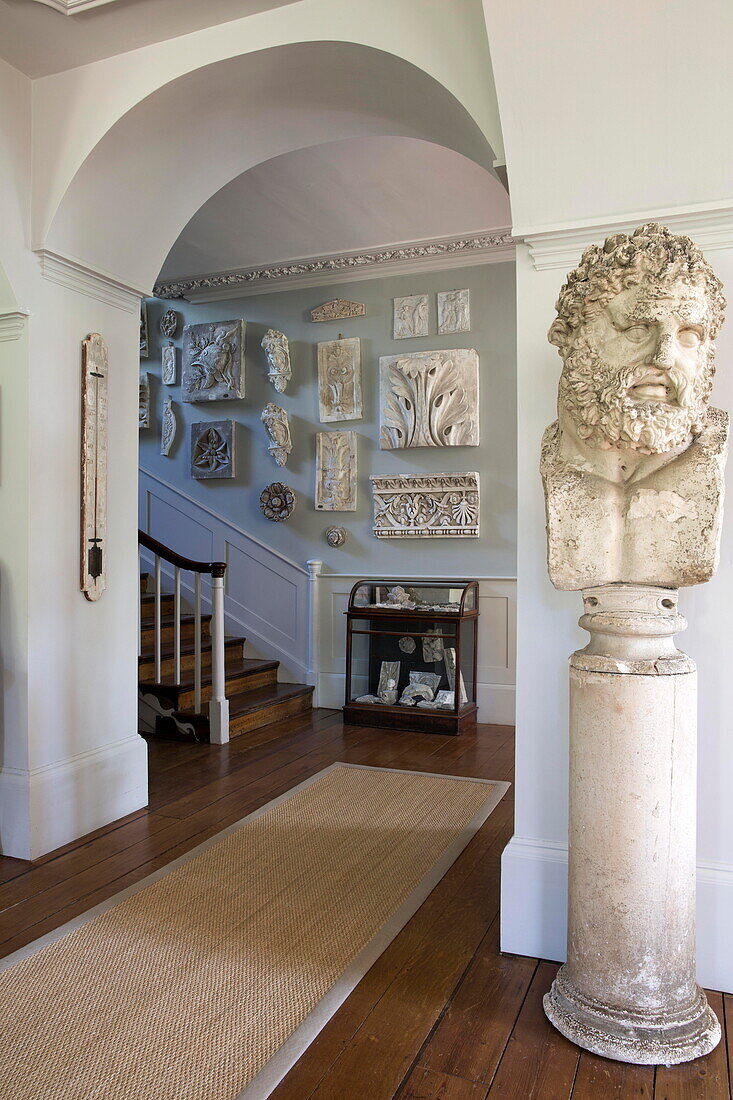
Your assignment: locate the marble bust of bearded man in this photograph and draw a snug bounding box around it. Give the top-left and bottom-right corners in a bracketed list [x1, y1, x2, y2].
[541, 222, 728, 591]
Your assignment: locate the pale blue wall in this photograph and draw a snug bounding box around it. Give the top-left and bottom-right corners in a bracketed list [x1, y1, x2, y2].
[139, 260, 517, 576]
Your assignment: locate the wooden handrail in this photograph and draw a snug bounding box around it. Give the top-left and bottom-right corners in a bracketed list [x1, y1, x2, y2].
[139, 529, 226, 578]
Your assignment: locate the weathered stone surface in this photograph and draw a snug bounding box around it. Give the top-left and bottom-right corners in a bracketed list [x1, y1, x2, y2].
[315, 431, 357, 511]
[311, 299, 366, 322]
[261, 329, 291, 393]
[438, 288, 470, 333]
[138, 372, 150, 428]
[182, 320, 245, 402]
[190, 419, 235, 479]
[542, 222, 728, 591]
[371, 472, 479, 538]
[380, 349, 479, 449]
[261, 402, 292, 467]
[393, 294, 428, 339]
[161, 342, 176, 385]
[160, 397, 176, 457]
[317, 337, 362, 422]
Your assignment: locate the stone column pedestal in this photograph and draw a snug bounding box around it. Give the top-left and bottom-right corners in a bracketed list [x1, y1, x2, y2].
[543, 583, 720, 1065]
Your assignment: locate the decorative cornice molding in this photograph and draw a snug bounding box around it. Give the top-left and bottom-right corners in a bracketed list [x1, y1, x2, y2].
[518, 203, 733, 272]
[29, 0, 123, 13]
[154, 231, 515, 301]
[0, 310, 30, 343]
[36, 249, 150, 313]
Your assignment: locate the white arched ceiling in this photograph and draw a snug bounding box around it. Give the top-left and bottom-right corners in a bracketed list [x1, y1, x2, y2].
[159, 136, 511, 282]
[45, 41, 499, 291]
[34, 0, 503, 253]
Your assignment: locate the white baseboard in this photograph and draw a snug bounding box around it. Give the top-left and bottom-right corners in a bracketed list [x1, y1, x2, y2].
[0, 735, 148, 860]
[317, 672, 515, 725]
[501, 835, 733, 993]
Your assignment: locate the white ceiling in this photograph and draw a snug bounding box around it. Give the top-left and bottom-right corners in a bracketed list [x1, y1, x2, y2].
[0, 0, 297, 77]
[159, 137, 510, 283]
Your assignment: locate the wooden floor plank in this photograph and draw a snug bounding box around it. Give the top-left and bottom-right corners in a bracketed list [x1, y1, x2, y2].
[400, 1066, 488, 1100]
[417, 926, 538, 1085]
[485, 961, 580, 1099]
[655, 991, 729, 1099]
[571, 1051, 654, 1098]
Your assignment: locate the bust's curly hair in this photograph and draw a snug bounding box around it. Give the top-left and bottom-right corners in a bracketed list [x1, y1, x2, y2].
[548, 222, 726, 354]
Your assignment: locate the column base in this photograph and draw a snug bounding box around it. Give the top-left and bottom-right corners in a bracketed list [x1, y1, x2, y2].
[544, 965, 721, 1065]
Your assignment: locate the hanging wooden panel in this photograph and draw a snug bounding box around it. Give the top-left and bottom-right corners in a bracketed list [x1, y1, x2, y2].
[80, 333, 109, 601]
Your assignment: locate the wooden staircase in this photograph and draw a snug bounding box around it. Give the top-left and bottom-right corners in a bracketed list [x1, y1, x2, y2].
[138, 573, 313, 744]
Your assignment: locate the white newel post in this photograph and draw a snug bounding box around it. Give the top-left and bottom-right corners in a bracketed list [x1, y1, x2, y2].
[208, 570, 229, 745]
[307, 559, 323, 706]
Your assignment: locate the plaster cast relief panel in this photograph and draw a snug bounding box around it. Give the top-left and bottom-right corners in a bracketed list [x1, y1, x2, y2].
[311, 299, 366, 322]
[325, 525, 347, 548]
[315, 431, 357, 511]
[260, 482, 296, 522]
[139, 301, 149, 359]
[261, 329, 291, 393]
[438, 289, 470, 334]
[160, 398, 176, 457]
[182, 320, 245, 402]
[261, 402, 292, 467]
[393, 294, 429, 339]
[80, 333, 108, 602]
[371, 472, 480, 538]
[161, 342, 176, 385]
[138, 372, 150, 428]
[379, 349, 479, 449]
[190, 420, 235, 479]
[317, 337, 362, 422]
[160, 309, 179, 338]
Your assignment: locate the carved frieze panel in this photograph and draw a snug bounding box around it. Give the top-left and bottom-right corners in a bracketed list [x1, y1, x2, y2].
[393, 294, 428, 339]
[190, 419, 235, 479]
[182, 319, 245, 402]
[379, 349, 479, 449]
[371, 472, 480, 538]
[437, 289, 470, 334]
[139, 372, 150, 428]
[161, 398, 176, 457]
[161, 342, 176, 385]
[261, 402, 292, 467]
[261, 329, 291, 393]
[315, 431, 357, 511]
[311, 299, 366, 322]
[139, 301, 149, 358]
[80, 333, 108, 602]
[317, 337, 362, 422]
[160, 308, 179, 338]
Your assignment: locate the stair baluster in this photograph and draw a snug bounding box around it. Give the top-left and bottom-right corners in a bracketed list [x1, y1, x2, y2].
[173, 566, 181, 685]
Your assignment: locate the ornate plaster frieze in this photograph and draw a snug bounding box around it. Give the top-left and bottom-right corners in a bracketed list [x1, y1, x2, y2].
[311, 300, 366, 322]
[315, 431, 357, 511]
[138, 373, 150, 429]
[371, 472, 480, 539]
[160, 398, 176, 457]
[161, 343, 176, 385]
[153, 231, 515, 301]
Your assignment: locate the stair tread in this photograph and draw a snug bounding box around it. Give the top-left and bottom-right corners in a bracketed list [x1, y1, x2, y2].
[171, 682, 313, 721]
[139, 658, 278, 692]
[139, 636, 246, 661]
[140, 611, 212, 631]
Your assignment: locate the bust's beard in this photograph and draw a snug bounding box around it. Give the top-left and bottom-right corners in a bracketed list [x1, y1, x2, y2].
[559, 336, 712, 455]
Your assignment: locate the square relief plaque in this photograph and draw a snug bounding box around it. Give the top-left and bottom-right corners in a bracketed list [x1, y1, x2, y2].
[317, 337, 362, 422]
[182, 320, 245, 402]
[379, 348, 479, 449]
[190, 419, 235, 479]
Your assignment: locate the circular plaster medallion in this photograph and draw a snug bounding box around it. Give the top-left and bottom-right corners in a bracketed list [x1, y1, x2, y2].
[325, 525, 347, 548]
[260, 482, 296, 522]
[398, 636, 417, 654]
[160, 308, 179, 338]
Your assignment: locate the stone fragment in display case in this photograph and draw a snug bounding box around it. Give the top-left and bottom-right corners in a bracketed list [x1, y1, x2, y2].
[377, 661, 400, 699]
[261, 402, 292, 467]
[80, 333, 108, 602]
[437, 289, 470, 334]
[399, 683, 434, 706]
[444, 647, 468, 704]
[315, 431, 357, 511]
[261, 329, 291, 393]
[325, 525, 347, 548]
[380, 349, 479, 449]
[393, 294, 429, 339]
[140, 301, 149, 358]
[260, 482, 296, 522]
[161, 342, 176, 385]
[317, 336, 362, 422]
[410, 670, 441, 694]
[398, 636, 416, 654]
[190, 419, 235, 479]
[422, 628, 445, 662]
[139, 372, 150, 428]
[355, 694, 381, 704]
[311, 299, 366, 322]
[418, 690, 455, 711]
[160, 308, 179, 338]
[160, 397, 177, 457]
[371, 472, 480, 538]
[182, 319, 245, 402]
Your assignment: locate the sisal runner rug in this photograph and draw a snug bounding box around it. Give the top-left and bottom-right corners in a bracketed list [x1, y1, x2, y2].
[0, 763, 508, 1100]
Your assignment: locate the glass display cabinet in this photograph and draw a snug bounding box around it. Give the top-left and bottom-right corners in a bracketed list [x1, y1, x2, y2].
[344, 580, 479, 735]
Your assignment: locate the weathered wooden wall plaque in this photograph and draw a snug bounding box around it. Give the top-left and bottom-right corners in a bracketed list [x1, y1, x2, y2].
[80, 333, 109, 601]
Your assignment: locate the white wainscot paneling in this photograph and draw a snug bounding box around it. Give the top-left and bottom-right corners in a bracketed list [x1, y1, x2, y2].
[315, 574, 516, 724]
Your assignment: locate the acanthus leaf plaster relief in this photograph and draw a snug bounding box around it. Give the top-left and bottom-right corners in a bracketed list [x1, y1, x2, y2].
[379, 348, 479, 449]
